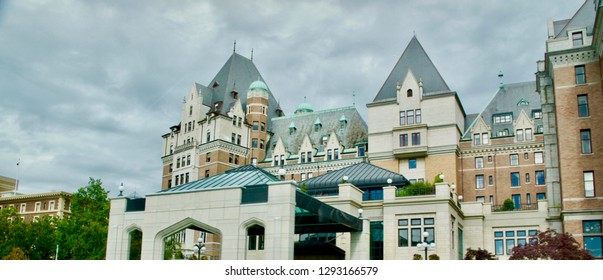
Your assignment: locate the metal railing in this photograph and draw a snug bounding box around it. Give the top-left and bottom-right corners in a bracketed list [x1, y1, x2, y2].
[491, 203, 538, 212]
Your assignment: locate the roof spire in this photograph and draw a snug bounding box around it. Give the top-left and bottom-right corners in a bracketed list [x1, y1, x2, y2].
[251, 48, 254, 61]
[304, 96, 307, 103]
[233, 40, 236, 53]
[352, 91, 356, 107]
[498, 70, 504, 89]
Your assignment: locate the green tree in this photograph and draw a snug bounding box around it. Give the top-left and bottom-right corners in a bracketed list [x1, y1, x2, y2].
[0, 208, 24, 258]
[59, 178, 110, 260]
[502, 198, 515, 211]
[2, 247, 28, 260]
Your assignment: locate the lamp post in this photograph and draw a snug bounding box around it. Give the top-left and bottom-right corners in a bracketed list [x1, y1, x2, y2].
[118, 182, 125, 197]
[278, 168, 286, 181]
[416, 231, 435, 260]
[193, 237, 206, 260]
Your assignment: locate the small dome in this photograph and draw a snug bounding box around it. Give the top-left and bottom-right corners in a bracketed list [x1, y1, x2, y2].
[248, 80, 268, 92]
[294, 102, 314, 114]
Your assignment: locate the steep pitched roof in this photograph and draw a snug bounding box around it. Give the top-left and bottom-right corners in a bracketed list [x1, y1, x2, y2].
[154, 165, 278, 195]
[461, 81, 542, 140]
[301, 162, 410, 194]
[204, 53, 283, 122]
[553, 0, 596, 38]
[373, 36, 450, 102]
[264, 106, 367, 160]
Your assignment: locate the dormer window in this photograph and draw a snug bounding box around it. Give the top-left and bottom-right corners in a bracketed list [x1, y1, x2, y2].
[572, 31, 583, 47]
[407, 89, 413, 97]
[289, 122, 296, 135]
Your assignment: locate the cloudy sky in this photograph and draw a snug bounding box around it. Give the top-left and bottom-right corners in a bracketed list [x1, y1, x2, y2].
[0, 0, 585, 196]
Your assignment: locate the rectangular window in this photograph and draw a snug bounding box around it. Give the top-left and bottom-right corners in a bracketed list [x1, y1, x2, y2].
[411, 228, 422, 247]
[581, 130, 592, 154]
[482, 133, 489, 145]
[238, 117, 242, 127]
[476, 175, 485, 189]
[35, 202, 41, 212]
[231, 133, 236, 143]
[535, 171, 545, 185]
[475, 157, 484, 169]
[576, 65, 586, 84]
[516, 129, 524, 141]
[512, 194, 521, 209]
[495, 239, 504, 255]
[400, 134, 408, 147]
[307, 151, 312, 163]
[537, 193, 546, 200]
[398, 219, 408, 226]
[533, 110, 542, 119]
[334, 148, 339, 160]
[584, 171, 595, 198]
[261, 122, 266, 132]
[301, 152, 306, 163]
[233, 117, 237, 126]
[235, 155, 239, 165]
[252, 121, 259, 131]
[524, 153, 529, 160]
[301, 173, 306, 181]
[237, 135, 241, 145]
[206, 152, 211, 162]
[493, 113, 512, 124]
[229, 153, 233, 163]
[49, 201, 55, 211]
[525, 173, 531, 184]
[511, 172, 520, 187]
[409, 158, 417, 169]
[252, 138, 258, 148]
[510, 154, 519, 166]
[573, 31, 583, 46]
[260, 140, 264, 149]
[489, 175, 494, 185]
[280, 155, 285, 166]
[578, 95, 589, 117]
[411, 218, 421, 226]
[415, 109, 421, 124]
[327, 149, 332, 161]
[506, 239, 516, 254]
[398, 229, 409, 247]
[399, 111, 405, 126]
[488, 155, 493, 162]
[527, 194, 532, 205]
[476, 196, 485, 203]
[583, 220, 602, 258]
[525, 129, 533, 141]
[411, 133, 420, 146]
[535, 152, 544, 164]
[407, 110, 414, 125]
[473, 133, 480, 145]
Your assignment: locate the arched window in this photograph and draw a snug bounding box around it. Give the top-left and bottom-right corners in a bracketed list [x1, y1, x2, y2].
[407, 89, 413, 97]
[247, 225, 265, 250]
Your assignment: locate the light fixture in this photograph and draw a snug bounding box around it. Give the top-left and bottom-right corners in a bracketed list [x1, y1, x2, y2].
[342, 175, 349, 183]
[118, 182, 125, 197]
[439, 173, 444, 181]
[278, 168, 286, 180]
[451, 184, 456, 192]
[358, 208, 363, 218]
[458, 195, 463, 201]
[387, 178, 393, 184]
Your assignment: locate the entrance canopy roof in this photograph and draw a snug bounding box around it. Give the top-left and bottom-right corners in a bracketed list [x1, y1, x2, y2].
[153, 165, 362, 233]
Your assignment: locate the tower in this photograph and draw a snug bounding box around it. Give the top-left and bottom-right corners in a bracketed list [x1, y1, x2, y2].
[246, 80, 270, 165]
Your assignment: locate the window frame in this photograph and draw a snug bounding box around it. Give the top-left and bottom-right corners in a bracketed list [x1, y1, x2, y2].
[584, 171, 595, 198]
[575, 65, 586, 85]
[581, 130, 592, 154]
[578, 94, 589, 117]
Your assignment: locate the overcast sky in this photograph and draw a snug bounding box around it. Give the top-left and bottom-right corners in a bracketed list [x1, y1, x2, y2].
[0, 0, 585, 196]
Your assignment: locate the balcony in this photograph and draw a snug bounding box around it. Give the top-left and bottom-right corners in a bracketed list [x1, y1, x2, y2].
[174, 141, 196, 154]
[393, 146, 428, 159]
[491, 203, 538, 212]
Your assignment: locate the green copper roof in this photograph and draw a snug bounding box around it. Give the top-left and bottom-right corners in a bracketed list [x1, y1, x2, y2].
[295, 102, 314, 114]
[155, 165, 278, 194]
[249, 80, 268, 92]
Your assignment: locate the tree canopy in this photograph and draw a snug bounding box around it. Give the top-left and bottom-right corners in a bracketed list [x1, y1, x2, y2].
[509, 229, 594, 260]
[464, 247, 497, 260]
[0, 177, 110, 260]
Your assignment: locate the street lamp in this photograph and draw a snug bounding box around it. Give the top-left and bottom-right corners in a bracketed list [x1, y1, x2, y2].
[342, 175, 349, 183]
[357, 208, 363, 218]
[118, 182, 125, 197]
[278, 168, 286, 181]
[193, 237, 206, 260]
[416, 231, 435, 260]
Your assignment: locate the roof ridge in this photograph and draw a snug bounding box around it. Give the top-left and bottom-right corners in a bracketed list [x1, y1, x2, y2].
[271, 106, 357, 120]
[555, 0, 595, 38]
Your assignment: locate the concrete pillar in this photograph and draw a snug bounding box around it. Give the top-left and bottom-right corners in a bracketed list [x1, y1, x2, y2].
[349, 218, 371, 260]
